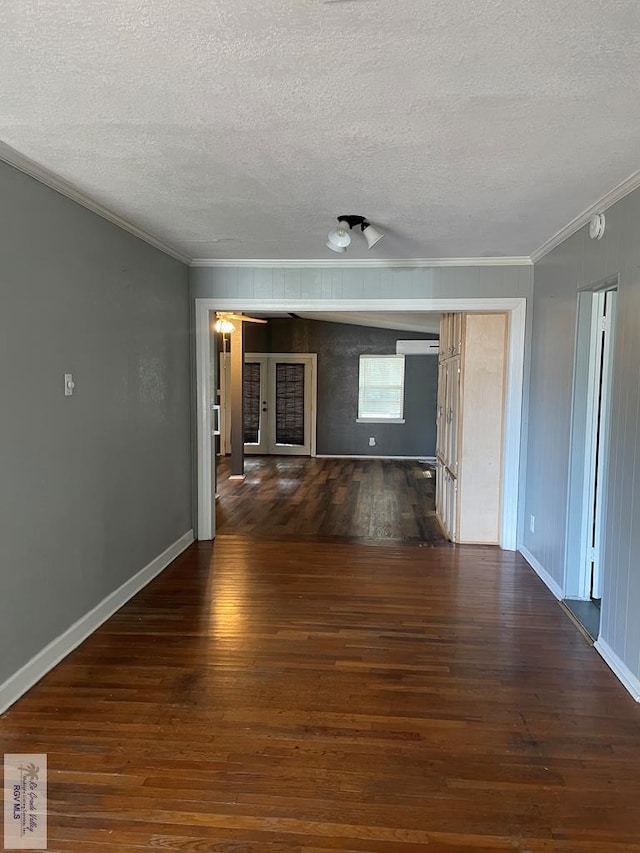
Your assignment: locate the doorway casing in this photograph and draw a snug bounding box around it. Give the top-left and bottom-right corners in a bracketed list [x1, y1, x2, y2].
[196, 298, 527, 547]
[563, 277, 618, 631]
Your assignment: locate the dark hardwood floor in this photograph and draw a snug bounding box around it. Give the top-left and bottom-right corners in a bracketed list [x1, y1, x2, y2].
[216, 456, 445, 543]
[1, 536, 640, 851]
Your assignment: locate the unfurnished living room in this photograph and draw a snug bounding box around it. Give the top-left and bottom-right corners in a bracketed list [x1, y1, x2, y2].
[1, 2, 640, 851]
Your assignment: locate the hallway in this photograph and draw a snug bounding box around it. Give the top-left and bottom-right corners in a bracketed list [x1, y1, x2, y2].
[2, 536, 639, 851]
[216, 456, 445, 543]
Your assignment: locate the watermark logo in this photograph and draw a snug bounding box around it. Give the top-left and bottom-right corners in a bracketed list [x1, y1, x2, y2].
[4, 754, 47, 850]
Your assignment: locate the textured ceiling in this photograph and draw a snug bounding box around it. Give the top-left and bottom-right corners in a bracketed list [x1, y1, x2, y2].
[1, 0, 639, 260]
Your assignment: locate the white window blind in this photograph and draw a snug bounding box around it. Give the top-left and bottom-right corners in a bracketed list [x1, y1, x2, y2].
[358, 355, 405, 421]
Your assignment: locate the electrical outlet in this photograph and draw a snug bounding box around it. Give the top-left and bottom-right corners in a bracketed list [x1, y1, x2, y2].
[529, 514, 535, 533]
[369, 437, 376, 447]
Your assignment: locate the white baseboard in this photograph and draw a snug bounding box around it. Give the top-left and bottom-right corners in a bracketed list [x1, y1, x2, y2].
[519, 550, 640, 703]
[316, 455, 436, 462]
[0, 529, 194, 716]
[594, 638, 640, 702]
[519, 546, 564, 600]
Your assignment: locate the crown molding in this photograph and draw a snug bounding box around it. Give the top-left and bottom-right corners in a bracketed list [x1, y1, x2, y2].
[531, 169, 640, 263]
[190, 256, 532, 268]
[0, 141, 191, 265]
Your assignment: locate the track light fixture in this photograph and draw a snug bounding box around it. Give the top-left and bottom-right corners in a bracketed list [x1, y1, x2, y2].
[326, 215, 384, 253]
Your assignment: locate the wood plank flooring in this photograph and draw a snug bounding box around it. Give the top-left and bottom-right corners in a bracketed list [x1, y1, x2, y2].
[217, 456, 445, 543]
[1, 536, 640, 851]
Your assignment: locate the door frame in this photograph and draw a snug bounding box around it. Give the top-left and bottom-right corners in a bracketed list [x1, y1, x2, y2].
[564, 279, 618, 602]
[196, 297, 527, 545]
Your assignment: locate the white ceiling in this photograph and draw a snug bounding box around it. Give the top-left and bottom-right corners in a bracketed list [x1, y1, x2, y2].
[1, 1, 639, 261]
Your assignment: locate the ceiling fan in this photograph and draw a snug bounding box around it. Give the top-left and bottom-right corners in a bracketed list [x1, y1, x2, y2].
[215, 312, 267, 333]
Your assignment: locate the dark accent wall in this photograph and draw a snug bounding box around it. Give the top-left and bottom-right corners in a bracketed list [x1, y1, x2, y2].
[245, 318, 438, 457]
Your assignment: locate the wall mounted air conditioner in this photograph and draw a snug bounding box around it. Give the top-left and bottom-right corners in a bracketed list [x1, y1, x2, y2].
[396, 340, 440, 355]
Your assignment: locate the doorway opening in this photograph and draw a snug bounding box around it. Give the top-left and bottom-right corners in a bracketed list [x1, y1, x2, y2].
[196, 297, 527, 547]
[564, 280, 618, 640]
[214, 310, 442, 543]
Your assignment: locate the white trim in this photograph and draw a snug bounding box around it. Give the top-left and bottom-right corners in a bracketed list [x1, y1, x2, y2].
[198, 298, 526, 313]
[0, 141, 190, 265]
[356, 418, 406, 424]
[0, 530, 194, 716]
[531, 169, 640, 263]
[196, 297, 526, 548]
[501, 300, 526, 550]
[316, 454, 436, 462]
[594, 638, 640, 702]
[519, 546, 564, 600]
[196, 304, 214, 540]
[191, 257, 532, 268]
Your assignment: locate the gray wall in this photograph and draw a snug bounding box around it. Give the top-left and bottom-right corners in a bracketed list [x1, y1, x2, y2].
[0, 161, 192, 687]
[245, 318, 439, 456]
[523, 185, 640, 682]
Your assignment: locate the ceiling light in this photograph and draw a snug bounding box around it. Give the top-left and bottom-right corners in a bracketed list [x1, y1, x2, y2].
[325, 215, 384, 253]
[361, 221, 384, 249]
[327, 219, 352, 250]
[215, 315, 235, 334]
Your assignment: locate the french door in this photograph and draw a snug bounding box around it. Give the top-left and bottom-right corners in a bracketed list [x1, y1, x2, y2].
[221, 353, 316, 456]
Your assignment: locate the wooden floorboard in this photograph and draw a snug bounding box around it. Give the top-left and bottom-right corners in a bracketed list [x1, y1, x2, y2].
[216, 456, 445, 544]
[1, 536, 640, 851]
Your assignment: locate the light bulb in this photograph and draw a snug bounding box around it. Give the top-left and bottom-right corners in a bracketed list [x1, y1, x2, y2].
[327, 219, 352, 249]
[215, 318, 235, 334]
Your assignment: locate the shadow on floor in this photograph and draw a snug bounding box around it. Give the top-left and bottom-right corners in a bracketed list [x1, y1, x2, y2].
[561, 598, 601, 641]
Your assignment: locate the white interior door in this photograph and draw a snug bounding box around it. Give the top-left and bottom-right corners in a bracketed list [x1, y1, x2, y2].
[584, 288, 617, 601]
[243, 353, 316, 456]
[266, 356, 314, 456]
[220, 353, 317, 457]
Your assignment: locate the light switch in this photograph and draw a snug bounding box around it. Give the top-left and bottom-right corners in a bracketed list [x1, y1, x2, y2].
[64, 373, 75, 396]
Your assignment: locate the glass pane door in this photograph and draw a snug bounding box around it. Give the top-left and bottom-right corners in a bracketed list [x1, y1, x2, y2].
[243, 362, 262, 444]
[267, 358, 311, 455]
[244, 357, 268, 454]
[274, 362, 305, 447]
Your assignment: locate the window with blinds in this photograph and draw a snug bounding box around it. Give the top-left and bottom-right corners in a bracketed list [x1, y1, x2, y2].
[275, 362, 305, 446]
[357, 355, 406, 422]
[243, 362, 262, 443]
